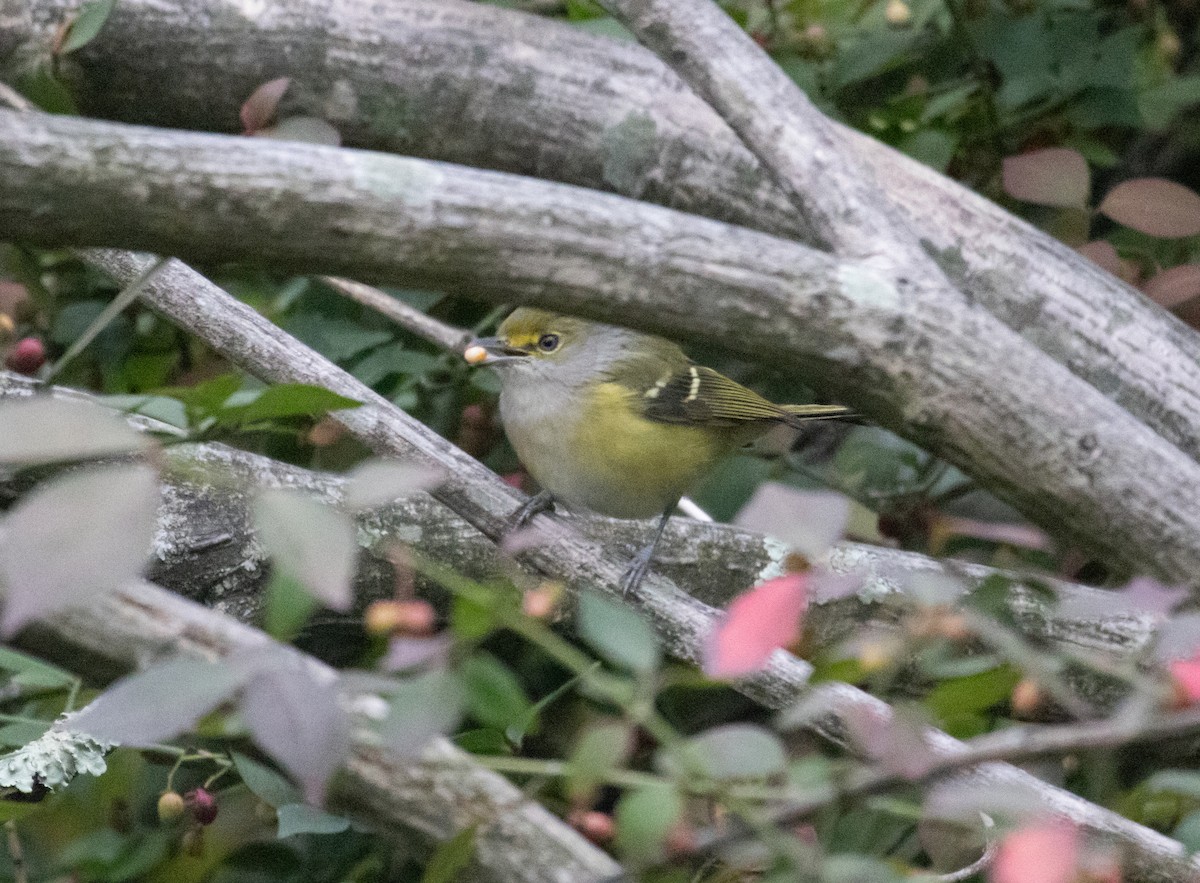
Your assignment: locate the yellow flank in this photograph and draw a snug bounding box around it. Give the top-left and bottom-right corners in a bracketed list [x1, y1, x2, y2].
[557, 381, 736, 518]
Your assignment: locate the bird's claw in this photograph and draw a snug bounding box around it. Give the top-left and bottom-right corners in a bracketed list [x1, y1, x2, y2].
[510, 490, 556, 530]
[619, 546, 654, 597]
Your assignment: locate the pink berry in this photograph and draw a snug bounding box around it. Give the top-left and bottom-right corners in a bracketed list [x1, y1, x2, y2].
[4, 337, 45, 375]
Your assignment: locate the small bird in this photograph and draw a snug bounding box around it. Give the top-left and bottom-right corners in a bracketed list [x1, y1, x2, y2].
[465, 308, 852, 594]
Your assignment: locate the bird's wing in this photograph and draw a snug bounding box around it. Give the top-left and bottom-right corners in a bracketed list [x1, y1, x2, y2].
[637, 364, 795, 427]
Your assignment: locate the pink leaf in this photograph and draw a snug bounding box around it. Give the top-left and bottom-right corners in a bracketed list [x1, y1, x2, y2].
[702, 574, 807, 678]
[1077, 241, 1140, 285]
[238, 649, 350, 805]
[733, 483, 850, 556]
[1001, 148, 1090, 208]
[1099, 178, 1200, 238]
[1143, 264, 1200, 309]
[1170, 655, 1200, 704]
[240, 77, 291, 134]
[991, 819, 1079, 883]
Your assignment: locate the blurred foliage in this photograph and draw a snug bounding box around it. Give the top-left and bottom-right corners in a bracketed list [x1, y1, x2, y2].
[1, 0, 1199, 878]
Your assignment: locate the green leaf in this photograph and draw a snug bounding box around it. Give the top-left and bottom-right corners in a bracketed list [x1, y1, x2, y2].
[1139, 75, 1200, 132]
[0, 721, 50, 747]
[381, 670, 466, 754]
[460, 653, 533, 733]
[59, 0, 117, 53]
[353, 344, 442, 386]
[1146, 770, 1200, 800]
[577, 592, 660, 675]
[153, 373, 243, 423]
[232, 751, 301, 808]
[614, 783, 683, 864]
[263, 572, 320, 642]
[15, 62, 78, 114]
[451, 596, 497, 641]
[281, 314, 392, 362]
[567, 721, 631, 801]
[0, 645, 76, 687]
[667, 724, 787, 781]
[452, 729, 512, 755]
[1174, 810, 1200, 854]
[216, 384, 360, 426]
[924, 666, 1021, 721]
[276, 803, 351, 838]
[421, 825, 477, 883]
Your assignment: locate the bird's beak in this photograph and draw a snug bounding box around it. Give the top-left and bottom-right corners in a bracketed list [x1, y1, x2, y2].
[463, 337, 528, 366]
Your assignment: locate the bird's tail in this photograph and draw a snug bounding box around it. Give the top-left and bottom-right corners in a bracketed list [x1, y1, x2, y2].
[778, 403, 856, 427]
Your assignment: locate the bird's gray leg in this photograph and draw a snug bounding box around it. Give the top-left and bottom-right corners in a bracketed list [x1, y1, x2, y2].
[620, 503, 676, 597]
[511, 489, 557, 529]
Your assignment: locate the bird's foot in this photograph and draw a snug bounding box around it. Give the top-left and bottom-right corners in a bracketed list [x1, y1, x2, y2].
[510, 489, 556, 530]
[619, 544, 656, 597]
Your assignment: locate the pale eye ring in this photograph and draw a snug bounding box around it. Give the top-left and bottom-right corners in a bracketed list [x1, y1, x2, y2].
[537, 333, 560, 352]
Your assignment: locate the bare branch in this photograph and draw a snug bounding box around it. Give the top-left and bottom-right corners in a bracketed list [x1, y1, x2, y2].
[0, 369, 1162, 675]
[0, 113, 1196, 584]
[320, 277, 470, 352]
[53, 252, 1193, 881]
[13, 579, 620, 883]
[5, 0, 1196, 462]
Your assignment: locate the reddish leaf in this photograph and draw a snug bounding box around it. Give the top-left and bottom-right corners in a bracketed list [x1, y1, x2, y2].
[733, 482, 850, 556]
[0, 464, 159, 635]
[1099, 178, 1200, 238]
[1076, 241, 1140, 285]
[238, 649, 350, 805]
[72, 657, 246, 745]
[240, 77, 291, 134]
[1001, 148, 1090, 208]
[991, 819, 1079, 883]
[841, 702, 935, 779]
[702, 574, 807, 678]
[1176, 294, 1200, 330]
[1171, 655, 1200, 704]
[1143, 264, 1200, 309]
[253, 489, 357, 612]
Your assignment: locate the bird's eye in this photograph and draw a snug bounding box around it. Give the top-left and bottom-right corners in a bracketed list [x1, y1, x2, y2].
[537, 333, 561, 352]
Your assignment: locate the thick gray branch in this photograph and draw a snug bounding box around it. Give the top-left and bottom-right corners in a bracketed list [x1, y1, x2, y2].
[3, 0, 1197, 463]
[14, 579, 619, 883]
[0, 115, 1198, 587]
[49, 253, 1189, 881]
[0, 371, 1156, 671]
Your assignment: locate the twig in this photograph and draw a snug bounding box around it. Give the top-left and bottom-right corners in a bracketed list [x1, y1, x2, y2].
[320, 276, 470, 352]
[692, 701, 1200, 859]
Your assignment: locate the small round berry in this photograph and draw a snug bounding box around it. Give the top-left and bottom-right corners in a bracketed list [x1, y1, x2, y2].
[186, 787, 219, 825]
[5, 337, 45, 375]
[157, 790, 186, 823]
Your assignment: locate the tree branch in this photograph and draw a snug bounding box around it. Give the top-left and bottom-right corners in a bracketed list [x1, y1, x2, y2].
[5, 0, 1197, 464]
[47, 252, 1191, 881]
[13, 578, 620, 883]
[0, 113, 1197, 585]
[0, 369, 1162, 678]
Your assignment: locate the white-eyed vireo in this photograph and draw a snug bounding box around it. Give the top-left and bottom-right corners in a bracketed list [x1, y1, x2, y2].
[464, 308, 852, 594]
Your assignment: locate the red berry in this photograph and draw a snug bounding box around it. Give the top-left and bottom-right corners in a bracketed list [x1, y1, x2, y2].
[185, 788, 219, 825]
[4, 337, 45, 375]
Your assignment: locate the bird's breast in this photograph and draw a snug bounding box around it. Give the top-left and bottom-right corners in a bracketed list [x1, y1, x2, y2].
[499, 379, 732, 519]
